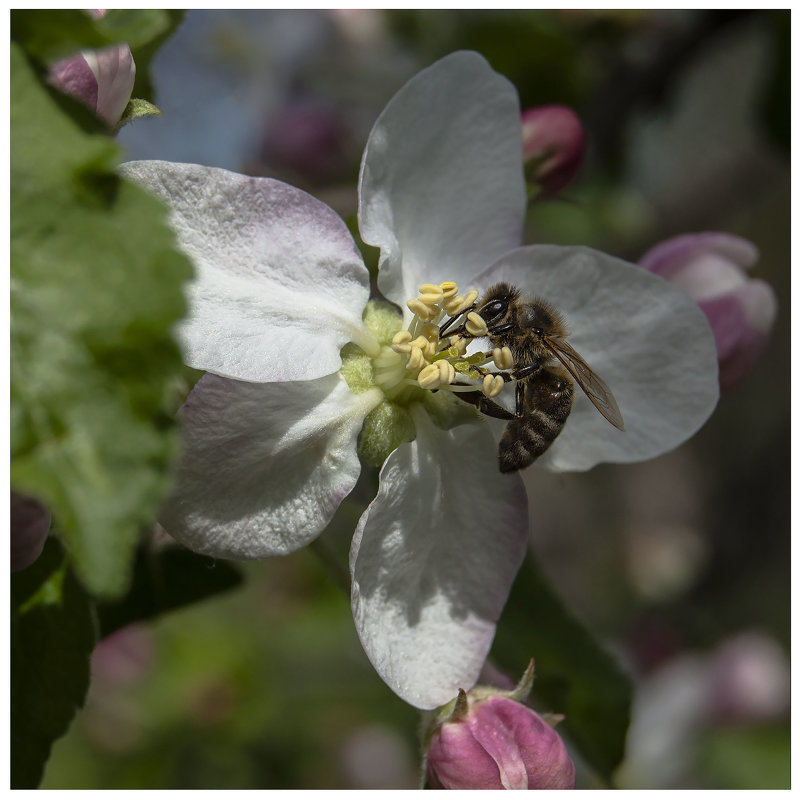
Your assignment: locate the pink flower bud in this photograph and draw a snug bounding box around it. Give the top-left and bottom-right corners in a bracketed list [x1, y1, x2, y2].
[426, 695, 576, 790]
[11, 490, 50, 572]
[639, 233, 777, 391]
[521, 105, 585, 196]
[47, 11, 135, 126]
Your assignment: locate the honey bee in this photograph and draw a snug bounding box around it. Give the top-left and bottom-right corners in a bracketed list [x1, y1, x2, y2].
[442, 282, 624, 472]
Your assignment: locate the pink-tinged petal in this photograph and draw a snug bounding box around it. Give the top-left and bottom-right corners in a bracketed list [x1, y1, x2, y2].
[427, 714, 504, 789]
[359, 51, 526, 311]
[120, 161, 372, 382]
[699, 281, 777, 391]
[639, 232, 758, 282]
[350, 411, 528, 709]
[159, 373, 379, 559]
[11, 490, 51, 572]
[471, 245, 719, 471]
[84, 44, 136, 125]
[472, 698, 575, 789]
[48, 53, 99, 112]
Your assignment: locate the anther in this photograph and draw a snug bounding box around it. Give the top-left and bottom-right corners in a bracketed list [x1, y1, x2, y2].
[391, 330, 413, 354]
[493, 346, 514, 370]
[417, 362, 442, 390]
[406, 346, 427, 372]
[439, 281, 459, 299]
[437, 359, 456, 385]
[449, 335, 468, 355]
[465, 312, 489, 338]
[407, 298, 435, 320]
[482, 374, 505, 398]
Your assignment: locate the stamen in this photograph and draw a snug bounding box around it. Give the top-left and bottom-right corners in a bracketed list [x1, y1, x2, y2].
[406, 346, 427, 372]
[417, 362, 442, 390]
[391, 330, 413, 354]
[482, 374, 505, 398]
[465, 311, 489, 338]
[449, 335, 468, 355]
[439, 281, 459, 299]
[407, 298, 435, 321]
[493, 346, 514, 370]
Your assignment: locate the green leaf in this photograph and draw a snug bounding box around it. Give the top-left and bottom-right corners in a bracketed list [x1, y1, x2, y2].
[10, 42, 193, 597]
[11, 538, 97, 789]
[11, 9, 171, 62]
[491, 555, 632, 782]
[97, 547, 244, 638]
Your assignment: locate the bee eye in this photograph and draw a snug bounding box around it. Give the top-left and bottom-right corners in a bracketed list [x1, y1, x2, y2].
[482, 299, 507, 320]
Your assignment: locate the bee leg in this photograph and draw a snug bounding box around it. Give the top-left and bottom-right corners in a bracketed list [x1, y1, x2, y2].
[509, 363, 541, 382]
[515, 381, 525, 417]
[452, 386, 514, 421]
[487, 322, 515, 335]
[439, 303, 477, 338]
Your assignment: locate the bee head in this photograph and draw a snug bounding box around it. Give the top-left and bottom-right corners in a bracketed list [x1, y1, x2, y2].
[477, 282, 519, 326]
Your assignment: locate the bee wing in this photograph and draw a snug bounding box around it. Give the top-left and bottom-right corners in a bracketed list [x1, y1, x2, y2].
[545, 337, 625, 431]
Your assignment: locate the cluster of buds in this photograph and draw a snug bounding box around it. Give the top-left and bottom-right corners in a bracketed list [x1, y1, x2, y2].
[423, 661, 576, 790]
[387, 281, 513, 401]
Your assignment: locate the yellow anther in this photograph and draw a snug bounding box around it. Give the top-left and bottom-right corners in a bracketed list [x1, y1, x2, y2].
[417, 363, 442, 390]
[406, 346, 427, 372]
[409, 335, 430, 350]
[419, 283, 444, 296]
[418, 292, 443, 307]
[437, 359, 456, 385]
[439, 281, 459, 299]
[444, 288, 479, 317]
[493, 346, 514, 370]
[391, 330, 413, 353]
[449, 335, 468, 355]
[407, 298, 435, 320]
[482, 374, 505, 398]
[443, 294, 466, 316]
[465, 311, 489, 338]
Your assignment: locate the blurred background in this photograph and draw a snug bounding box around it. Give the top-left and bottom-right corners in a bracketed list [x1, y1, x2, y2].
[41, 9, 789, 789]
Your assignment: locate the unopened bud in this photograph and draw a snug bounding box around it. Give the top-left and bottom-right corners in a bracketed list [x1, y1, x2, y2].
[11, 490, 50, 572]
[425, 694, 575, 790]
[47, 11, 136, 127]
[639, 232, 777, 392]
[521, 105, 585, 196]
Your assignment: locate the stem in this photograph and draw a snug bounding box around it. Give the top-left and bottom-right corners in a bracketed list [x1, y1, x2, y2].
[309, 537, 350, 596]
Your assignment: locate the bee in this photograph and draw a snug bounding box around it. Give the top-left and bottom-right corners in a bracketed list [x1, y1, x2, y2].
[442, 282, 624, 472]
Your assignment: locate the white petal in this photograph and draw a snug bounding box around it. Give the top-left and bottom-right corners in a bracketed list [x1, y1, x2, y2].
[358, 51, 526, 310]
[471, 245, 720, 471]
[120, 161, 373, 382]
[159, 373, 380, 559]
[350, 410, 529, 709]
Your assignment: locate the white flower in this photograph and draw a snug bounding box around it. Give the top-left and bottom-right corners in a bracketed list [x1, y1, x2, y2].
[121, 51, 718, 709]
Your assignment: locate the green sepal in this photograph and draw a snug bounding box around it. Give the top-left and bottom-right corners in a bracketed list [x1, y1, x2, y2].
[117, 98, 162, 128]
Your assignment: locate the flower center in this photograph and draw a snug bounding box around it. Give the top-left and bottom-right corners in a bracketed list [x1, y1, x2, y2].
[341, 281, 516, 467]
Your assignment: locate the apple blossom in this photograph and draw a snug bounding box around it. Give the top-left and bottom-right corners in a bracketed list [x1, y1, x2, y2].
[47, 10, 135, 126]
[121, 51, 718, 709]
[639, 232, 777, 391]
